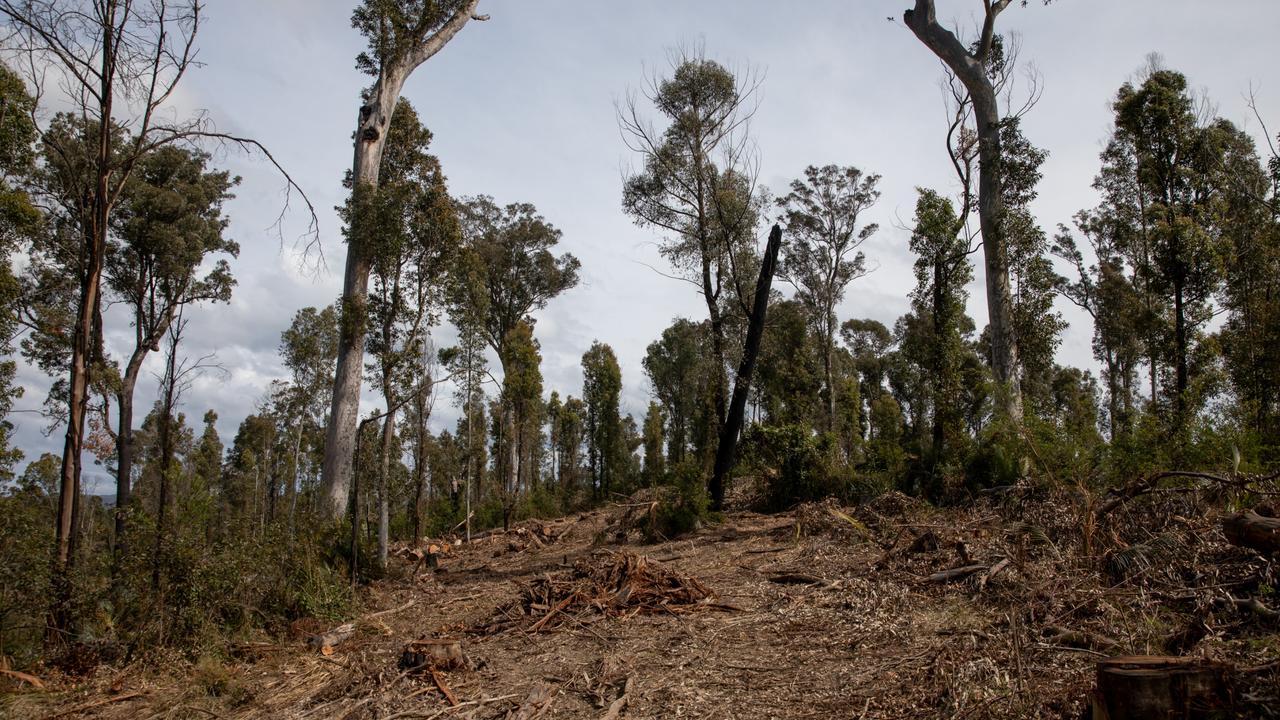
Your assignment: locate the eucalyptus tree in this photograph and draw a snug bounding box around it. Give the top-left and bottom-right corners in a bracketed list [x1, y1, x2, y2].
[0, 63, 39, 479]
[497, 321, 542, 527]
[582, 342, 624, 498]
[907, 189, 976, 472]
[279, 304, 341, 517]
[324, 0, 485, 520]
[641, 401, 665, 486]
[0, 0, 315, 600]
[620, 49, 765, 448]
[106, 144, 237, 560]
[642, 318, 715, 466]
[901, 0, 1050, 423]
[453, 194, 577, 514]
[352, 99, 458, 568]
[776, 165, 880, 431]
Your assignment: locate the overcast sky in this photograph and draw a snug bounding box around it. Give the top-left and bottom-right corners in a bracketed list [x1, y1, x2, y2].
[11, 0, 1280, 493]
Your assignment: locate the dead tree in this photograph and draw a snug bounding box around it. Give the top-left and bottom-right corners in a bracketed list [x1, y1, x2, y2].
[710, 224, 783, 511]
[320, 1, 485, 522]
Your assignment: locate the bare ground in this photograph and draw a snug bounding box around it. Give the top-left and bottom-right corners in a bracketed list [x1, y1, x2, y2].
[4, 487, 1279, 719]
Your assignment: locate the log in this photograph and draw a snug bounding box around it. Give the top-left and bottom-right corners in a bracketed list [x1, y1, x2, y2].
[306, 622, 355, 653]
[1091, 655, 1232, 720]
[399, 638, 468, 671]
[927, 564, 988, 584]
[1221, 510, 1280, 555]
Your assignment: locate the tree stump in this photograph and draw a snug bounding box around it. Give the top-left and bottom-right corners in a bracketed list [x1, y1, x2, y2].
[399, 638, 468, 671]
[1222, 510, 1280, 555]
[1091, 655, 1232, 719]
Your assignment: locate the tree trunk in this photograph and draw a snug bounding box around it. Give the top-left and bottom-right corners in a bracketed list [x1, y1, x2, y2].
[710, 225, 783, 510]
[1222, 510, 1280, 555]
[377, 403, 396, 571]
[112, 367, 139, 573]
[904, 0, 1022, 424]
[320, 1, 482, 522]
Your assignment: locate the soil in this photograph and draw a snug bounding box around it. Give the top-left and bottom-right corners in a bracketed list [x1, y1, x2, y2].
[4, 486, 1278, 719]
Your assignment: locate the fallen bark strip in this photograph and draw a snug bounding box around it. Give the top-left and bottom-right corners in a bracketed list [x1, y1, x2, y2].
[599, 677, 633, 720]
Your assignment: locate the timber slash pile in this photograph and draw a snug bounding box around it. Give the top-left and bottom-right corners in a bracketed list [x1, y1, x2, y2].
[3, 476, 1279, 719]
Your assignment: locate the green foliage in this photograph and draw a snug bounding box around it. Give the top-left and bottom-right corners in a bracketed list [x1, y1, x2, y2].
[739, 424, 845, 511]
[648, 460, 712, 541]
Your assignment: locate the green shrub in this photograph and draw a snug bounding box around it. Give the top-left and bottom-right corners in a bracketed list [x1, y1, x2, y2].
[739, 424, 844, 511]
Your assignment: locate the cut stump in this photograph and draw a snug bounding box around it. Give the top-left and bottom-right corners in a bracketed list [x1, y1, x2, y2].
[400, 637, 468, 671]
[1091, 655, 1232, 720]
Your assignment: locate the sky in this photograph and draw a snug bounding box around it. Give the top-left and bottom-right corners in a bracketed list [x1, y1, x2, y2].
[10, 0, 1280, 494]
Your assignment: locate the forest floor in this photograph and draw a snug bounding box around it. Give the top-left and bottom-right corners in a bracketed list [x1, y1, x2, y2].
[5, 482, 1280, 719]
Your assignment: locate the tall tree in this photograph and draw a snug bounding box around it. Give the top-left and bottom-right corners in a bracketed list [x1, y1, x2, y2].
[105, 144, 237, 567]
[620, 48, 765, 457]
[902, 0, 1039, 423]
[0, 63, 40, 480]
[323, 0, 484, 522]
[582, 342, 623, 498]
[1, 0, 312, 614]
[353, 98, 458, 569]
[776, 164, 880, 431]
[454, 194, 577, 517]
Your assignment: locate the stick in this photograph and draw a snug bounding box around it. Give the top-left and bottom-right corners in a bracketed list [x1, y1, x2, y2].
[599, 677, 633, 720]
[43, 692, 145, 719]
[431, 669, 459, 706]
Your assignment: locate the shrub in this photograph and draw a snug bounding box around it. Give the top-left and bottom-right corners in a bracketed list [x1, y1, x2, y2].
[739, 424, 844, 511]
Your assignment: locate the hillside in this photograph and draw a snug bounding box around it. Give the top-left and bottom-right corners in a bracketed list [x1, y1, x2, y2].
[6, 484, 1278, 719]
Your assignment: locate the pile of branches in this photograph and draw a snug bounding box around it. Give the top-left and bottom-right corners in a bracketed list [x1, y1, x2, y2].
[478, 551, 721, 633]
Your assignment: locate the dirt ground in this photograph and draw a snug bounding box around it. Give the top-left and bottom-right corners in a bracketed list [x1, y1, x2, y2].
[5, 486, 1279, 719]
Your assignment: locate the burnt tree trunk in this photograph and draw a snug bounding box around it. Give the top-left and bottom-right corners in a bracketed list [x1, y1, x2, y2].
[710, 225, 783, 510]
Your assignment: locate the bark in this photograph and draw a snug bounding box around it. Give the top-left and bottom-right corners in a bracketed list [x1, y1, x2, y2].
[321, 0, 482, 521]
[377, 403, 395, 571]
[904, 0, 1022, 423]
[1222, 510, 1280, 555]
[710, 225, 783, 510]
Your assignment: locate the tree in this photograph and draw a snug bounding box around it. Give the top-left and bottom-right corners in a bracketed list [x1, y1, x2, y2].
[641, 401, 665, 486]
[453, 194, 577, 518]
[353, 98, 458, 569]
[776, 164, 880, 431]
[620, 48, 765, 457]
[105, 144, 237, 567]
[0, 0, 313, 614]
[323, 0, 484, 521]
[498, 321, 542, 528]
[902, 0, 1039, 423]
[582, 342, 624, 498]
[0, 63, 40, 480]
[907, 189, 976, 476]
[279, 304, 341, 519]
[643, 318, 715, 466]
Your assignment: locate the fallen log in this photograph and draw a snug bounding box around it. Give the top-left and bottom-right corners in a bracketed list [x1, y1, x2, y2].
[927, 564, 988, 584]
[1221, 510, 1280, 555]
[1090, 655, 1231, 720]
